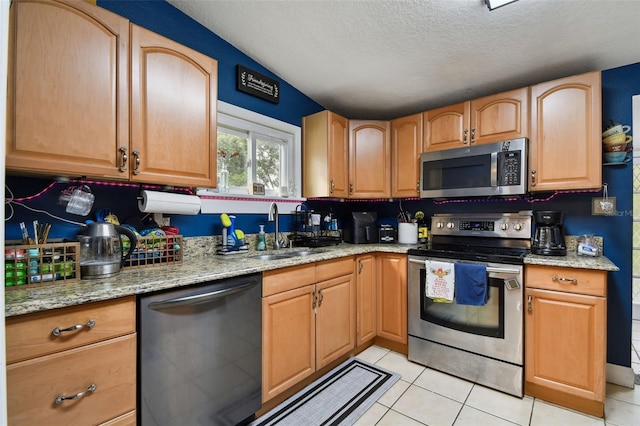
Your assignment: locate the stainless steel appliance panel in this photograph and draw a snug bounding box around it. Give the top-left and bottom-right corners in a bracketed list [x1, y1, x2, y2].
[420, 138, 527, 199]
[408, 257, 524, 365]
[139, 274, 262, 425]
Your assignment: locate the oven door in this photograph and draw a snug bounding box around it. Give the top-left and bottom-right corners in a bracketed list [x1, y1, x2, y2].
[408, 255, 524, 365]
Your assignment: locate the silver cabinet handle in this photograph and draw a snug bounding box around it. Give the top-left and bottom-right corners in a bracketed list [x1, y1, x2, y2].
[330, 179, 335, 194]
[358, 259, 364, 273]
[530, 169, 537, 187]
[118, 147, 128, 172]
[552, 275, 577, 284]
[318, 288, 324, 307]
[312, 289, 317, 310]
[52, 319, 96, 337]
[133, 150, 141, 175]
[527, 294, 532, 312]
[463, 128, 469, 144]
[470, 127, 476, 144]
[55, 383, 97, 405]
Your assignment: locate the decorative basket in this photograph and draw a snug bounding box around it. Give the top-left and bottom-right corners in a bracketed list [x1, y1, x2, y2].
[5, 240, 80, 288]
[124, 235, 183, 269]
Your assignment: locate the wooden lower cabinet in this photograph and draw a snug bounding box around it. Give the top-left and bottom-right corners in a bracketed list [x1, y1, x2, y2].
[356, 254, 376, 346]
[376, 253, 407, 344]
[5, 297, 137, 425]
[262, 284, 316, 402]
[525, 265, 607, 417]
[261, 257, 355, 403]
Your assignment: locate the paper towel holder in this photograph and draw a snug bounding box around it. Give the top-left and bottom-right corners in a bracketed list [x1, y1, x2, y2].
[138, 190, 202, 215]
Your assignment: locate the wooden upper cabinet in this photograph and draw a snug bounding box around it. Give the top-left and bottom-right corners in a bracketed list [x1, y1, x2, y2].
[470, 87, 529, 144]
[130, 24, 218, 187]
[423, 88, 529, 152]
[349, 120, 391, 198]
[423, 102, 468, 151]
[529, 71, 602, 191]
[302, 111, 349, 198]
[391, 113, 423, 198]
[6, 0, 129, 179]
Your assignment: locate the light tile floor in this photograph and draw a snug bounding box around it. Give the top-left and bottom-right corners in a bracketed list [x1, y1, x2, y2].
[354, 319, 640, 426]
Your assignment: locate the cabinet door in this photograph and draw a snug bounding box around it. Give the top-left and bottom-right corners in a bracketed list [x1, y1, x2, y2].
[349, 120, 391, 198]
[423, 102, 469, 151]
[131, 24, 218, 187]
[391, 113, 423, 198]
[7, 334, 136, 426]
[529, 71, 602, 191]
[6, 0, 129, 179]
[356, 255, 376, 346]
[376, 254, 407, 344]
[316, 274, 356, 369]
[525, 288, 606, 416]
[302, 111, 349, 198]
[470, 88, 529, 145]
[262, 284, 315, 402]
[328, 113, 350, 198]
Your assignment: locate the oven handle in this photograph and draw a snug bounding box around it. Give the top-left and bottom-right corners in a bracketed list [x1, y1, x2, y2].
[409, 258, 520, 276]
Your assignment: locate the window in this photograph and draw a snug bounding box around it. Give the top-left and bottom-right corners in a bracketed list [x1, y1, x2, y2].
[214, 101, 300, 198]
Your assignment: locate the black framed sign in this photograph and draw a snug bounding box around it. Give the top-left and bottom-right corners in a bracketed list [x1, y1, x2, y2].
[236, 65, 280, 104]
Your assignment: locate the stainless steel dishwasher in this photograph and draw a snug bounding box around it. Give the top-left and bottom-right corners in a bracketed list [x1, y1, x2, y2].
[139, 273, 262, 426]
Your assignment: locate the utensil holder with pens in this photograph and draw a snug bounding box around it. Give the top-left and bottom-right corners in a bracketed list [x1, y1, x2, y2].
[5, 240, 80, 288]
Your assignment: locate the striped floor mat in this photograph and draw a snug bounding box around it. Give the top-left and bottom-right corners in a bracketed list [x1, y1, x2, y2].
[252, 358, 400, 426]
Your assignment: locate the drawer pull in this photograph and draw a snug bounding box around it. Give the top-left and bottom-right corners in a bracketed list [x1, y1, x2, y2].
[52, 319, 96, 336]
[54, 383, 97, 405]
[551, 275, 577, 285]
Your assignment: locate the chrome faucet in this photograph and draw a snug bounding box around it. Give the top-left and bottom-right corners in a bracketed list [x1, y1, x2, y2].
[268, 202, 286, 249]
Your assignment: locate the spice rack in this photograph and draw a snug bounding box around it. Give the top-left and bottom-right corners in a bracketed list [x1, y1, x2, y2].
[124, 235, 183, 268]
[5, 240, 80, 288]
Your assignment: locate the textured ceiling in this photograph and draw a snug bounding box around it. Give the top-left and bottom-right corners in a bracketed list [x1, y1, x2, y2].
[167, 0, 640, 120]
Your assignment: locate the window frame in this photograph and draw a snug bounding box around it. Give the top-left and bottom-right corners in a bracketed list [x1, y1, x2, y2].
[197, 101, 304, 214]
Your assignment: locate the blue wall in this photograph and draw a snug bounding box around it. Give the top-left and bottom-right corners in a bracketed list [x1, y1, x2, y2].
[5, 0, 638, 368]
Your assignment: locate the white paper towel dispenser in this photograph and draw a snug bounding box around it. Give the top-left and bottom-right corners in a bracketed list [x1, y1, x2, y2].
[138, 190, 201, 215]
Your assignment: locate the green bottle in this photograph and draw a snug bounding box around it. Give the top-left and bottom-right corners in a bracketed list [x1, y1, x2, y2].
[257, 225, 267, 251]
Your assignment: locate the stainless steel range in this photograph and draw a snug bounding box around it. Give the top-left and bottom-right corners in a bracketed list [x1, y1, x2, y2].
[408, 211, 532, 397]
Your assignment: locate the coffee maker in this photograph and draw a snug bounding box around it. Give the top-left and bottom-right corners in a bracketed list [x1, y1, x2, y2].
[532, 211, 566, 256]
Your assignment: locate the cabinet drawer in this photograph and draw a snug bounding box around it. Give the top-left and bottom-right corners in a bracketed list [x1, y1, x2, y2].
[7, 334, 136, 426]
[100, 410, 136, 426]
[316, 256, 354, 281]
[263, 263, 316, 296]
[525, 265, 606, 297]
[6, 296, 135, 364]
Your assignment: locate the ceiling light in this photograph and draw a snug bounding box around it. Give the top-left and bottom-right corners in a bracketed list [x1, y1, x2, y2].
[486, 0, 519, 10]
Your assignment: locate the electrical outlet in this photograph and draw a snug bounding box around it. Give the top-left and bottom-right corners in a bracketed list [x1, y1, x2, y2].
[591, 197, 616, 215]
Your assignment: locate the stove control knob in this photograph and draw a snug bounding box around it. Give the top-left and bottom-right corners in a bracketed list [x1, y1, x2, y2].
[500, 223, 509, 231]
[436, 221, 445, 229]
[446, 222, 455, 230]
[513, 223, 523, 231]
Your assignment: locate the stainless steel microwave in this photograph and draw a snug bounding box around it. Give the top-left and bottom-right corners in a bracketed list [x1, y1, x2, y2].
[420, 138, 527, 198]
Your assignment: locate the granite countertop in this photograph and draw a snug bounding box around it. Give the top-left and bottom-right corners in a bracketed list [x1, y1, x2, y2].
[524, 252, 619, 271]
[5, 240, 619, 318]
[4, 243, 412, 317]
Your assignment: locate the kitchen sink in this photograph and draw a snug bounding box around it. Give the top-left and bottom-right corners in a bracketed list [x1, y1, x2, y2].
[250, 250, 323, 261]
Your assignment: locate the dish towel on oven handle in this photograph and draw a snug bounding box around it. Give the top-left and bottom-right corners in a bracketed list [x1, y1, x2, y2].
[425, 260, 455, 303]
[454, 262, 488, 306]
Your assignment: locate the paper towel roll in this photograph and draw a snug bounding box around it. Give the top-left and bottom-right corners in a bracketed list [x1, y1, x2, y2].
[138, 190, 201, 215]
